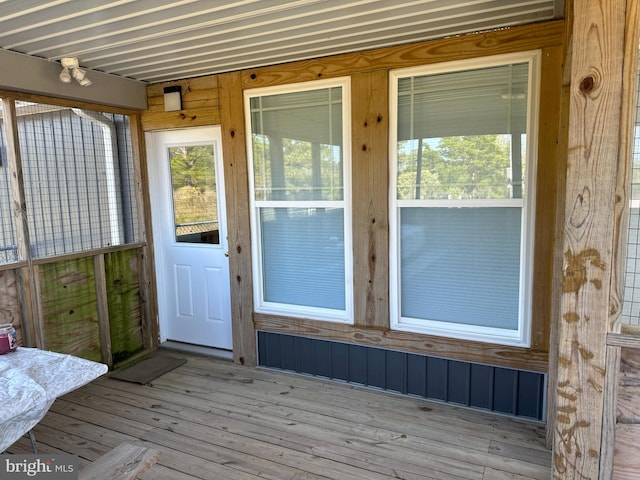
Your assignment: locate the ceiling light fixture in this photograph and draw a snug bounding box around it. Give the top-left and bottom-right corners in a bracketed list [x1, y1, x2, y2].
[59, 57, 92, 87]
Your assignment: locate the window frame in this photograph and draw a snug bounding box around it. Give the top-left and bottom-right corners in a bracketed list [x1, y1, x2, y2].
[244, 77, 354, 324]
[389, 50, 541, 347]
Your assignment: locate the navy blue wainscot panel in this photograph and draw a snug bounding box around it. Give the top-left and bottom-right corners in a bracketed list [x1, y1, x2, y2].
[256, 332, 545, 421]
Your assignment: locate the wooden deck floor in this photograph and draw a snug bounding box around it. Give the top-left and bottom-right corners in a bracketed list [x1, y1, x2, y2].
[9, 353, 551, 480]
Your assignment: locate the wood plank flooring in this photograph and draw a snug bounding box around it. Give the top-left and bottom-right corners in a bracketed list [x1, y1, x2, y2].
[8, 353, 551, 479]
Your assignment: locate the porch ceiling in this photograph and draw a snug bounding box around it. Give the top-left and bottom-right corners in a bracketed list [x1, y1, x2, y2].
[0, 0, 564, 84]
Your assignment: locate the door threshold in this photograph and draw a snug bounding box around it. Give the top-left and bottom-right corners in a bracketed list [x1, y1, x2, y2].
[160, 340, 233, 361]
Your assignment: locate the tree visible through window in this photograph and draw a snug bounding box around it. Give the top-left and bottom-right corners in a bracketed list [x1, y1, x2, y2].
[246, 79, 353, 323]
[390, 51, 540, 346]
[397, 135, 518, 200]
[168, 144, 220, 244]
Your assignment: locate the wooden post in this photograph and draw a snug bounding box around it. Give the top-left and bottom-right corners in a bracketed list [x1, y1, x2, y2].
[1, 97, 44, 348]
[129, 114, 159, 350]
[219, 71, 256, 366]
[351, 70, 389, 330]
[94, 253, 113, 367]
[553, 0, 628, 478]
[602, 0, 639, 478]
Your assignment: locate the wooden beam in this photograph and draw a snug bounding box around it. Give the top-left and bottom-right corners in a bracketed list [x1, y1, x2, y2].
[255, 313, 548, 372]
[140, 108, 221, 131]
[534, 45, 565, 353]
[0, 269, 23, 345]
[547, 0, 574, 447]
[94, 254, 113, 368]
[241, 21, 564, 89]
[600, 345, 621, 479]
[553, 0, 628, 478]
[218, 71, 256, 366]
[611, 0, 640, 335]
[0, 49, 146, 110]
[605, 3, 640, 476]
[351, 70, 389, 329]
[1, 97, 43, 348]
[129, 115, 159, 350]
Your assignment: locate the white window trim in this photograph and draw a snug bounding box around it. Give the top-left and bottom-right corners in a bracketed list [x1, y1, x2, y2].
[389, 50, 541, 347]
[244, 77, 353, 324]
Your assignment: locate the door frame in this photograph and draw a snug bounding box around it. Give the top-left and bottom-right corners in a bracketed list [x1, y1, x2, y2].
[146, 125, 232, 348]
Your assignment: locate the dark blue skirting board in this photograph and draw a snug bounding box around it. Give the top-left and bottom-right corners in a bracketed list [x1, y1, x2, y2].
[257, 331, 546, 421]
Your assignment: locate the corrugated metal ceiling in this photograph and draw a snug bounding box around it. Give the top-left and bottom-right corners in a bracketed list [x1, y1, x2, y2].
[0, 0, 564, 84]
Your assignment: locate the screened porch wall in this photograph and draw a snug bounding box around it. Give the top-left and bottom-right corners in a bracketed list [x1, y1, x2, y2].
[0, 98, 152, 366]
[621, 48, 640, 329]
[16, 105, 140, 259]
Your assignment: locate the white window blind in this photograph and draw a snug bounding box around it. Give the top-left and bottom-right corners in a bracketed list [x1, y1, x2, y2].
[390, 52, 540, 346]
[246, 79, 352, 322]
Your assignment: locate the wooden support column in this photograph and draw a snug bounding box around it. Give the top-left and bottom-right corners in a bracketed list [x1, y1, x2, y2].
[351, 70, 389, 329]
[1, 97, 43, 348]
[554, 0, 628, 478]
[129, 114, 159, 350]
[94, 253, 113, 367]
[219, 71, 256, 366]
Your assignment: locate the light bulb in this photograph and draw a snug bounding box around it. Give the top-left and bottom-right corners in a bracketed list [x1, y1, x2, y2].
[59, 67, 72, 83]
[71, 68, 92, 86]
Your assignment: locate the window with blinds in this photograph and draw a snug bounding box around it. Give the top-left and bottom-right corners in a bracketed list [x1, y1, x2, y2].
[389, 51, 541, 346]
[245, 78, 353, 323]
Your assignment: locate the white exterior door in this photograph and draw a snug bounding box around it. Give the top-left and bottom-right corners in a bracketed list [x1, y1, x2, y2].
[146, 127, 232, 350]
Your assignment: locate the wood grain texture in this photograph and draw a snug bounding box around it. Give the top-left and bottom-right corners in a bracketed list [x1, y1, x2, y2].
[130, 115, 159, 351]
[78, 443, 160, 480]
[255, 313, 548, 372]
[39, 258, 101, 361]
[608, 332, 640, 348]
[94, 254, 113, 367]
[612, 424, 640, 480]
[612, 348, 640, 478]
[28, 264, 45, 349]
[615, 347, 640, 424]
[241, 21, 563, 89]
[554, 0, 627, 478]
[9, 354, 551, 480]
[218, 71, 256, 367]
[0, 268, 23, 345]
[104, 249, 145, 365]
[600, 345, 621, 480]
[532, 45, 565, 352]
[141, 108, 220, 131]
[351, 70, 389, 329]
[547, 0, 573, 445]
[142, 77, 220, 131]
[141, 19, 566, 373]
[611, 0, 640, 335]
[1, 98, 39, 347]
[146, 76, 219, 110]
